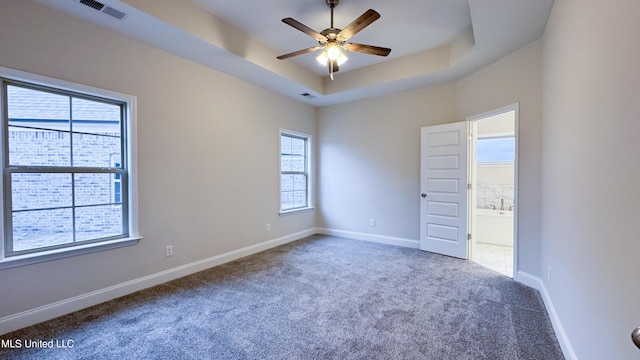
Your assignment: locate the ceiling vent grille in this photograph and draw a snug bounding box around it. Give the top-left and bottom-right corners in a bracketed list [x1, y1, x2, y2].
[102, 6, 126, 20]
[79, 0, 104, 11]
[78, 0, 127, 20]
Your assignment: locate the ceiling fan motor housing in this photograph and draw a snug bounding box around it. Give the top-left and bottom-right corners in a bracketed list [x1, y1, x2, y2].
[326, 0, 339, 8]
[321, 28, 342, 42]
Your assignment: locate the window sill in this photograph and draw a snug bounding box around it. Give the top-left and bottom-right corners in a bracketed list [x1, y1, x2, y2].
[279, 207, 315, 216]
[0, 236, 143, 270]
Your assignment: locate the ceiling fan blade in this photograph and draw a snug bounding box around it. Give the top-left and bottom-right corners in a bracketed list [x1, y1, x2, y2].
[277, 46, 323, 60]
[337, 9, 380, 41]
[282, 18, 326, 41]
[344, 43, 391, 56]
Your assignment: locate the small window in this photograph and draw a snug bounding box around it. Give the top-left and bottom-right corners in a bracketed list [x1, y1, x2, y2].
[0, 67, 140, 267]
[280, 130, 311, 213]
[476, 136, 515, 163]
[111, 154, 122, 204]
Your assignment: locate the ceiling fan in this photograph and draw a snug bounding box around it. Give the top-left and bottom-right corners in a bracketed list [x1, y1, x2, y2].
[276, 0, 391, 79]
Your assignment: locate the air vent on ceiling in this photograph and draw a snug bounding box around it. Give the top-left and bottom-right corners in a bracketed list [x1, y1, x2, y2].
[78, 0, 127, 20]
[300, 93, 316, 99]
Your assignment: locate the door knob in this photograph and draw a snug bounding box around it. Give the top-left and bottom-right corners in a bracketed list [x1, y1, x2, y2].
[632, 327, 640, 349]
[421, 193, 427, 198]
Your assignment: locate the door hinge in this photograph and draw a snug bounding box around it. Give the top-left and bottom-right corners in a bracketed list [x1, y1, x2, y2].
[468, 183, 472, 190]
[467, 234, 472, 240]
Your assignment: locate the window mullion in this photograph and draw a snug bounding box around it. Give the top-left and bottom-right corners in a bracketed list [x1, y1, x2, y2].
[69, 96, 77, 243]
[1, 81, 10, 255]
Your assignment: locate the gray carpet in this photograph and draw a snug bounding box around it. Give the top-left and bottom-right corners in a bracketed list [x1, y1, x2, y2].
[0, 235, 564, 359]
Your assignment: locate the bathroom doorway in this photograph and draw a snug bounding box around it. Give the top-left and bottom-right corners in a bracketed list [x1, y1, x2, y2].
[469, 105, 517, 277]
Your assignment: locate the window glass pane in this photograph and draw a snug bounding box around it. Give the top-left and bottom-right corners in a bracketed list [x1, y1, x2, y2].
[72, 133, 121, 167]
[293, 191, 307, 208]
[477, 137, 515, 163]
[281, 174, 293, 192]
[72, 97, 121, 136]
[281, 135, 292, 154]
[113, 181, 121, 204]
[74, 173, 114, 206]
[291, 138, 305, 155]
[75, 205, 123, 241]
[7, 85, 70, 131]
[12, 173, 72, 211]
[293, 174, 306, 191]
[281, 155, 292, 172]
[9, 127, 71, 166]
[291, 155, 305, 172]
[12, 208, 74, 252]
[281, 192, 293, 210]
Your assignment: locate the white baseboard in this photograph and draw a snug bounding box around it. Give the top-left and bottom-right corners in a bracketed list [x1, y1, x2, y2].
[516, 271, 577, 360]
[316, 228, 420, 248]
[0, 228, 316, 336]
[514, 269, 542, 291]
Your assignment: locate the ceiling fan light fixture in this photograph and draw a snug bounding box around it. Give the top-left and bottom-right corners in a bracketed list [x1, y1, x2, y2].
[316, 51, 329, 66]
[316, 45, 348, 67]
[326, 42, 341, 60]
[336, 51, 348, 66]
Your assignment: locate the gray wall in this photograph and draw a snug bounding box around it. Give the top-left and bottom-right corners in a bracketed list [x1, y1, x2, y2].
[542, 0, 640, 358]
[0, 0, 316, 318]
[317, 84, 457, 241]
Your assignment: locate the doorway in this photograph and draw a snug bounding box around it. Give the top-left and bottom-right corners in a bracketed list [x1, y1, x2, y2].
[419, 104, 518, 277]
[468, 106, 517, 277]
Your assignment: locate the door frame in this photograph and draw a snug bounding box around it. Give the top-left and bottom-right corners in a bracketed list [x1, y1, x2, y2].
[466, 103, 519, 277]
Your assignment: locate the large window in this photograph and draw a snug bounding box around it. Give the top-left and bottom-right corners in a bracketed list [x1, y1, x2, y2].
[0, 68, 139, 266]
[280, 130, 311, 213]
[476, 136, 515, 163]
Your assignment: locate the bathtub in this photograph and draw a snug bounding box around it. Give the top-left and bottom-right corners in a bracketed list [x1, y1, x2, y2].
[475, 208, 514, 247]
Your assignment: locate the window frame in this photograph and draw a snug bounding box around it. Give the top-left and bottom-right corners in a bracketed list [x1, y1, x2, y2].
[0, 67, 141, 269]
[279, 129, 313, 215]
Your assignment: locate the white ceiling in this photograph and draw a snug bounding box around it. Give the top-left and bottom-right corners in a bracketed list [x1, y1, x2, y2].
[192, 0, 473, 76]
[35, 0, 554, 107]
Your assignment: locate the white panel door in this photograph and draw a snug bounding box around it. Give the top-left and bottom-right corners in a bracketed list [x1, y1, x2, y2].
[420, 122, 469, 259]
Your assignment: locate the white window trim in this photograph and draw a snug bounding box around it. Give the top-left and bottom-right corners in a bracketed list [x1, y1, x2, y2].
[279, 129, 314, 215]
[0, 66, 142, 270]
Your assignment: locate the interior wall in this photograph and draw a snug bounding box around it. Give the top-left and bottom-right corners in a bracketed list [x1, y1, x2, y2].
[541, 0, 640, 358]
[317, 39, 543, 276]
[456, 39, 543, 276]
[317, 84, 456, 241]
[0, 0, 316, 319]
[477, 166, 514, 186]
[476, 111, 515, 135]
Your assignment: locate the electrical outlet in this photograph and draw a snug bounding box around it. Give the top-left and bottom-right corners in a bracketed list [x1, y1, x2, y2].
[266, 224, 271, 232]
[370, 219, 376, 227]
[165, 245, 173, 257]
[547, 265, 551, 280]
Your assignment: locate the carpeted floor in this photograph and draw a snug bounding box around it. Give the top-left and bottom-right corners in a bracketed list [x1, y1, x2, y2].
[0, 235, 564, 359]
